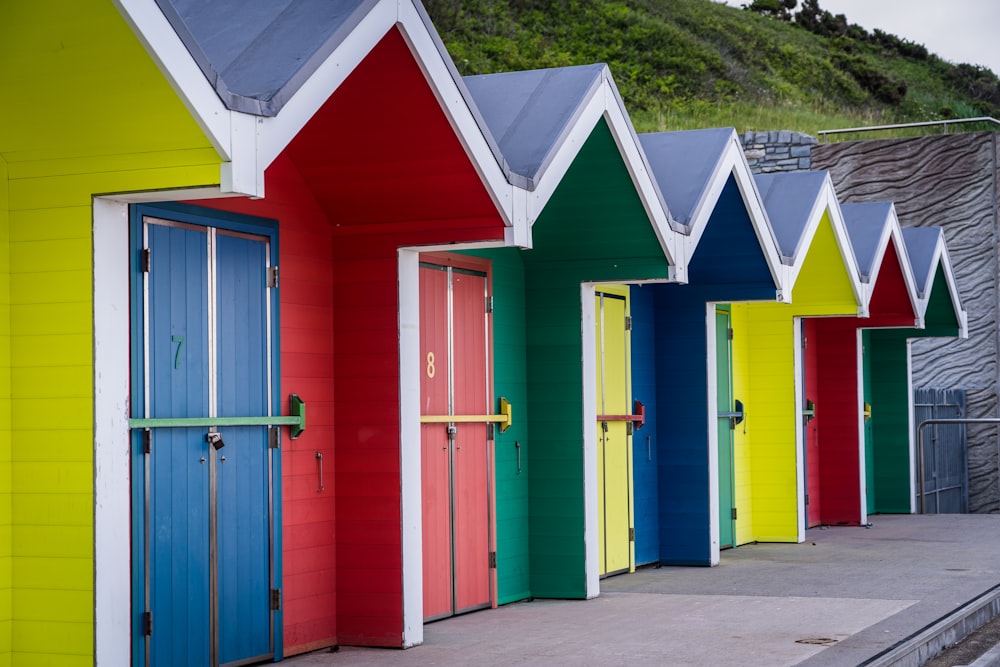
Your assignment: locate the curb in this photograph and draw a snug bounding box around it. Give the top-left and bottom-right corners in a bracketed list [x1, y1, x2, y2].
[861, 585, 1000, 667]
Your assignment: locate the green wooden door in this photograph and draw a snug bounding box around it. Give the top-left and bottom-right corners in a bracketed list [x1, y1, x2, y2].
[716, 309, 735, 549]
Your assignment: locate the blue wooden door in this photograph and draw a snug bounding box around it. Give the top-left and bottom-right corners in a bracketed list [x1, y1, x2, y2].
[137, 216, 275, 666]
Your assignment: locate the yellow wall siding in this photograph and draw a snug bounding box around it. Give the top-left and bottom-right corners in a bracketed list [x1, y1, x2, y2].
[732, 214, 859, 544]
[1, 1, 222, 663]
[0, 156, 11, 665]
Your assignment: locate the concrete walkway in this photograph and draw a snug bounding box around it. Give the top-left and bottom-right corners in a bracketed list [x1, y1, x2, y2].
[285, 514, 1000, 666]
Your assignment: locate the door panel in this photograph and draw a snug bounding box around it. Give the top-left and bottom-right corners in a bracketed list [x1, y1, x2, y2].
[596, 292, 632, 576]
[716, 310, 735, 550]
[452, 271, 490, 613]
[147, 223, 212, 666]
[420, 266, 452, 620]
[216, 233, 272, 665]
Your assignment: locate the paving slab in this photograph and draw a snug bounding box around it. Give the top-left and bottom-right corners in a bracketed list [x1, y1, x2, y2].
[284, 514, 1000, 666]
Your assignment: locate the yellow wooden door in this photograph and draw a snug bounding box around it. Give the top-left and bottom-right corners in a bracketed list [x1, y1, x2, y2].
[596, 288, 633, 575]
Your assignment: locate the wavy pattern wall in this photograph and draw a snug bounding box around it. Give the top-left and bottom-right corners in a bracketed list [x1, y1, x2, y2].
[813, 132, 1000, 512]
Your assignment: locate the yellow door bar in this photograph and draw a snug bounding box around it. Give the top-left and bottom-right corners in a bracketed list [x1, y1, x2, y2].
[420, 397, 512, 432]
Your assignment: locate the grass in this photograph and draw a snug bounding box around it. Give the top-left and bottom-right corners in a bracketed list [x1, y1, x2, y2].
[425, 0, 1000, 138]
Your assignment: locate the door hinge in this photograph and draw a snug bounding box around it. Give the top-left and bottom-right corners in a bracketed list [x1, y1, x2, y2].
[142, 611, 152, 636]
[266, 266, 279, 288]
[624, 315, 632, 331]
[485, 295, 494, 314]
[487, 423, 495, 442]
[804, 493, 809, 506]
[271, 588, 281, 610]
[488, 551, 497, 569]
[626, 421, 634, 436]
[629, 527, 635, 542]
[731, 507, 738, 520]
[728, 327, 734, 341]
[140, 248, 151, 273]
[268, 426, 280, 449]
[142, 428, 152, 454]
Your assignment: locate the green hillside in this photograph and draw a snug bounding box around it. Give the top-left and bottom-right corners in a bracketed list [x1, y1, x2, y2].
[425, 0, 1000, 135]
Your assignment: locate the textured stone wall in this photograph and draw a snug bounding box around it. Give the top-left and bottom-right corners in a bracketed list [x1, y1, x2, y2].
[812, 132, 1000, 513]
[741, 130, 818, 173]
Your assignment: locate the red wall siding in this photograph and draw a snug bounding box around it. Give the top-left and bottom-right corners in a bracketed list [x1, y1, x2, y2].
[332, 223, 503, 646]
[811, 238, 918, 525]
[186, 153, 338, 655]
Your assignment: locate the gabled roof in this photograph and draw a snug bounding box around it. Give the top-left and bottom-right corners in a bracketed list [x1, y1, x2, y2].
[463, 64, 681, 272]
[154, 0, 378, 116]
[841, 201, 920, 323]
[754, 170, 865, 313]
[464, 64, 605, 190]
[841, 202, 892, 282]
[638, 127, 786, 297]
[902, 227, 969, 337]
[117, 0, 527, 243]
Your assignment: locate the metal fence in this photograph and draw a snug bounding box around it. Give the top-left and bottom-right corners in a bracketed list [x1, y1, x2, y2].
[914, 388, 968, 513]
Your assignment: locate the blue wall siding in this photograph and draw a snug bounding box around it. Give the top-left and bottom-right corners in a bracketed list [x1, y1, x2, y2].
[687, 176, 775, 288]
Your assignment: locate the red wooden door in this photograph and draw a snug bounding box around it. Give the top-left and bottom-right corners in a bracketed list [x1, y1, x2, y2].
[451, 270, 491, 613]
[419, 261, 492, 621]
[420, 266, 452, 619]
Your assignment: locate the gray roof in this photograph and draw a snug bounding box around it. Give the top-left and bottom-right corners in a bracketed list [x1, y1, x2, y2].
[156, 0, 379, 116]
[841, 202, 892, 281]
[902, 227, 942, 297]
[464, 65, 608, 190]
[754, 171, 828, 258]
[638, 128, 734, 227]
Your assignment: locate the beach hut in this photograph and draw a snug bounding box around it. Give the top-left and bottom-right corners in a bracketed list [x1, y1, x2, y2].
[863, 228, 967, 514]
[725, 171, 865, 548]
[626, 128, 787, 566]
[805, 202, 921, 527]
[462, 64, 682, 596]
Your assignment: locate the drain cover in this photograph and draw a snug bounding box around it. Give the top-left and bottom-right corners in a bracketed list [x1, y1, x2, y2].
[795, 638, 839, 646]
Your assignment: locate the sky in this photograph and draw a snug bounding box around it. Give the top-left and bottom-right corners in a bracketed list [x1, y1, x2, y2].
[718, 0, 1000, 75]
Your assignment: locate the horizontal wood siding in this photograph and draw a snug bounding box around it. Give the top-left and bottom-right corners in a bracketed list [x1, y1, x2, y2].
[0, 156, 10, 658]
[3, 1, 218, 660]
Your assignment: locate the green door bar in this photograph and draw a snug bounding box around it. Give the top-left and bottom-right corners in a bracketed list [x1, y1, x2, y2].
[130, 394, 306, 439]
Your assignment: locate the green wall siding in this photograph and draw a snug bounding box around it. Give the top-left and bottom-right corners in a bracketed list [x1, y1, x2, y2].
[470, 120, 671, 600]
[523, 121, 670, 598]
[864, 270, 961, 515]
[462, 247, 531, 604]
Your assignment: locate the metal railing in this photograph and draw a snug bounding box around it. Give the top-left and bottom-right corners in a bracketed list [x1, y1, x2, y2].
[916, 417, 1000, 513]
[818, 116, 1000, 142]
